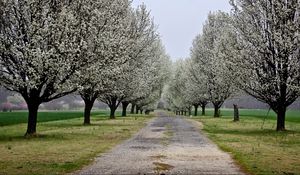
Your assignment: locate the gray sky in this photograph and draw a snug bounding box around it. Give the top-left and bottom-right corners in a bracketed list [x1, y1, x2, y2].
[131, 0, 232, 60]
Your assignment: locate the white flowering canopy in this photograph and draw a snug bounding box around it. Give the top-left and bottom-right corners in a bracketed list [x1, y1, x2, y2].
[0, 0, 93, 104]
[229, 0, 300, 130]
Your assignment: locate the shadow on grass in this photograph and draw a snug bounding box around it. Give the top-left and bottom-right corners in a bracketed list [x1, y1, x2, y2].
[0, 129, 110, 142]
[0, 133, 72, 142]
[41, 122, 103, 128]
[41, 119, 136, 129]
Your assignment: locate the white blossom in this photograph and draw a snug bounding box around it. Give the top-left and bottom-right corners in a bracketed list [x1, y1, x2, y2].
[230, 0, 300, 130]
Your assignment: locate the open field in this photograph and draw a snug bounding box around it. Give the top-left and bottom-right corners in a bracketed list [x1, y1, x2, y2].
[191, 110, 300, 175]
[0, 111, 152, 175]
[0, 110, 122, 126]
[198, 108, 300, 123]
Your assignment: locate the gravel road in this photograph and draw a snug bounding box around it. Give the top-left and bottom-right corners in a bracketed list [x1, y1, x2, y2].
[75, 112, 245, 175]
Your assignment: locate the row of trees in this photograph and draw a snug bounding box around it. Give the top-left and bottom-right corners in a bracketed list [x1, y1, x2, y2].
[0, 0, 170, 136]
[165, 11, 236, 118]
[166, 0, 300, 131]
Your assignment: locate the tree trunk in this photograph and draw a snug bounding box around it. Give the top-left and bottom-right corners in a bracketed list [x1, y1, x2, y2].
[109, 105, 117, 119]
[201, 105, 206, 116]
[25, 102, 40, 136]
[213, 104, 220, 118]
[276, 107, 286, 131]
[122, 102, 129, 117]
[130, 104, 135, 114]
[136, 106, 139, 114]
[109, 98, 118, 119]
[145, 110, 150, 115]
[140, 109, 143, 114]
[184, 111, 187, 116]
[188, 107, 192, 116]
[83, 97, 96, 125]
[194, 104, 198, 116]
[233, 104, 239, 122]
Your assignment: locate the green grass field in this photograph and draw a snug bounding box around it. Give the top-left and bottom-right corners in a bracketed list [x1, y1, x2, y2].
[1, 109, 299, 174]
[198, 108, 300, 123]
[191, 109, 300, 175]
[0, 111, 152, 175]
[0, 110, 122, 126]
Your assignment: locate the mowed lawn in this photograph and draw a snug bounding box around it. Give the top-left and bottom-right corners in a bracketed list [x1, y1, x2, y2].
[0, 111, 152, 175]
[192, 109, 300, 175]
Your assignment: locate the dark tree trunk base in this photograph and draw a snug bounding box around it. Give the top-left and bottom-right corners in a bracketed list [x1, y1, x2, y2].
[83, 101, 95, 125]
[276, 128, 287, 131]
[107, 97, 120, 119]
[25, 102, 40, 136]
[194, 105, 198, 116]
[24, 132, 40, 138]
[24, 133, 35, 137]
[130, 104, 135, 114]
[213, 105, 220, 118]
[201, 105, 206, 116]
[276, 107, 286, 131]
[233, 104, 239, 122]
[82, 95, 97, 125]
[110, 108, 116, 119]
[122, 102, 129, 117]
[136, 106, 140, 114]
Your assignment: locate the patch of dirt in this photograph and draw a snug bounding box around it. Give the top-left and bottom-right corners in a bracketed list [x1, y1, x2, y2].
[152, 128, 165, 132]
[153, 162, 174, 171]
[150, 154, 167, 159]
[130, 146, 150, 150]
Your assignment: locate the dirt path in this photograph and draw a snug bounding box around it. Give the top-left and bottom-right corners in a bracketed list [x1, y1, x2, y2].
[75, 112, 244, 175]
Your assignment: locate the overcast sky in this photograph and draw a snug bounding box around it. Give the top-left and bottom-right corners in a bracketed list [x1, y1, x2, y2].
[131, 0, 232, 60]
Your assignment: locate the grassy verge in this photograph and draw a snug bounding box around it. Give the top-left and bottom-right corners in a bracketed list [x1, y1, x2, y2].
[0, 113, 152, 175]
[191, 114, 300, 175]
